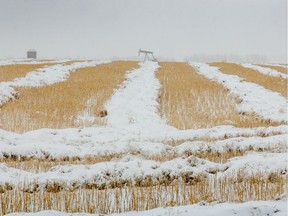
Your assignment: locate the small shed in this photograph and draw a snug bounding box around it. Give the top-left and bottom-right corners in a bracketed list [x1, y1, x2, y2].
[27, 49, 37, 59]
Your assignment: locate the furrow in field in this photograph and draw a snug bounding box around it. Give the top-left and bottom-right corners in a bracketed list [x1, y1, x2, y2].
[210, 62, 287, 98]
[0, 61, 137, 132]
[191, 62, 287, 123]
[157, 62, 278, 130]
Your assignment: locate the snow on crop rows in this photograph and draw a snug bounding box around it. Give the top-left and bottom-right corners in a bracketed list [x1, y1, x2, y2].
[0, 59, 71, 66]
[0, 127, 286, 160]
[105, 62, 174, 132]
[0, 60, 110, 106]
[0, 61, 287, 179]
[0, 61, 287, 215]
[241, 63, 287, 78]
[190, 62, 287, 123]
[0, 152, 287, 190]
[261, 63, 288, 69]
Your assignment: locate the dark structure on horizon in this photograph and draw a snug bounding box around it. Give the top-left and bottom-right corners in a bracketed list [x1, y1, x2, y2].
[138, 49, 157, 62]
[27, 49, 37, 59]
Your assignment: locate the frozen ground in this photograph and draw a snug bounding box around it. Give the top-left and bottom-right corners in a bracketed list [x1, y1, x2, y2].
[5, 200, 287, 216]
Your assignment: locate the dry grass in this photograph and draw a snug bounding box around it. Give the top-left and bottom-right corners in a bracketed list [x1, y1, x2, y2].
[0, 61, 138, 133]
[257, 64, 287, 75]
[210, 62, 287, 98]
[157, 62, 279, 130]
[0, 172, 285, 215]
[0, 64, 55, 82]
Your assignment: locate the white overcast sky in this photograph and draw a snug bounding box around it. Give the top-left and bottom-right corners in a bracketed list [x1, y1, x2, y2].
[0, 0, 287, 62]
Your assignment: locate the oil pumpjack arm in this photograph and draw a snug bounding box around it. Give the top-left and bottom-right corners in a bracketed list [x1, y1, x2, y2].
[138, 49, 157, 62]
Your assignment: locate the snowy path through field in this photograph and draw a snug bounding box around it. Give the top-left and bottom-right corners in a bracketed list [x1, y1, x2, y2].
[0, 60, 110, 106]
[241, 63, 287, 78]
[190, 62, 287, 123]
[105, 61, 175, 132]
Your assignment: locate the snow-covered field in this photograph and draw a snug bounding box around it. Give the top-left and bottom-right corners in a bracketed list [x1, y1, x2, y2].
[0, 60, 287, 215]
[6, 201, 287, 216]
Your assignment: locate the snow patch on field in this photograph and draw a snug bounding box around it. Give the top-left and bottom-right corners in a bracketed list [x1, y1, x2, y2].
[0, 60, 110, 106]
[262, 63, 288, 69]
[241, 63, 287, 78]
[105, 62, 174, 132]
[0, 59, 71, 66]
[5, 200, 287, 216]
[190, 62, 287, 123]
[176, 134, 287, 156]
[0, 128, 287, 160]
[0, 153, 286, 189]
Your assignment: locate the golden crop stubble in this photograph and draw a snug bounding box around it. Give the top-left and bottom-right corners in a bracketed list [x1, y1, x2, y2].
[157, 62, 278, 130]
[2, 156, 114, 173]
[0, 171, 285, 215]
[210, 62, 287, 98]
[0, 61, 138, 133]
[0, 64, 55, 82]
